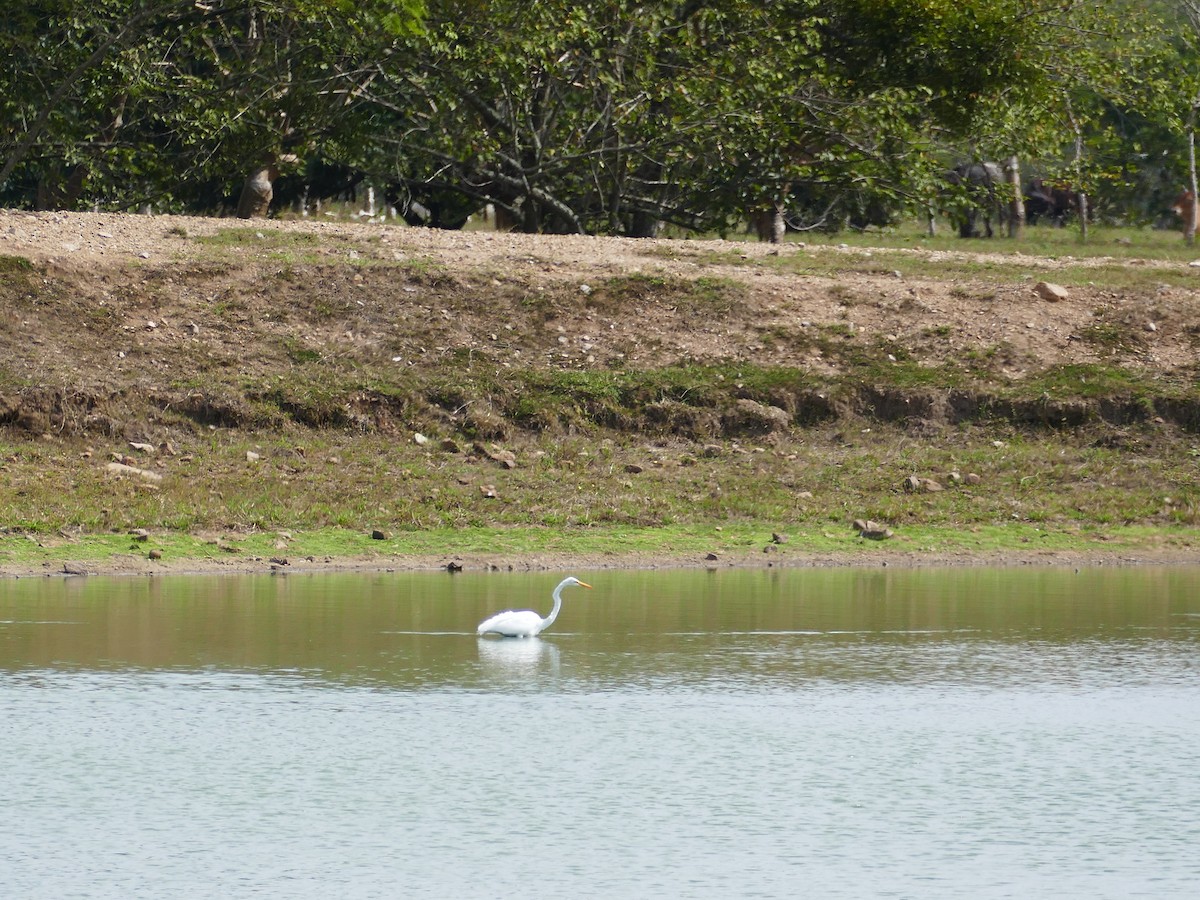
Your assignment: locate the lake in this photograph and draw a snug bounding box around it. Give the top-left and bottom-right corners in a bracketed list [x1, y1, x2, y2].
[2, 566, 1199, 898]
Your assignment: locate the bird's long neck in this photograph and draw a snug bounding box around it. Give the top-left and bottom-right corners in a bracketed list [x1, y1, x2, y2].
[541, 583, 566, 628]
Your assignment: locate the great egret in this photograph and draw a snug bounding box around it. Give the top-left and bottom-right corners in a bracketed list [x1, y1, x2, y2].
[476, 576, 592, 637]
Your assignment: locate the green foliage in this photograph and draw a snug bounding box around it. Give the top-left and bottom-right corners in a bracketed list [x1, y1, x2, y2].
[817, 0, 1043, 130]
[0, 0, 1189, 236]
[0, 0, 425, 210]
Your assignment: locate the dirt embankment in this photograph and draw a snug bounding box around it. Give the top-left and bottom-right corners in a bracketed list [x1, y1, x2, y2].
[2, 209, 1200, 577]
[3, 207, 1198, 386]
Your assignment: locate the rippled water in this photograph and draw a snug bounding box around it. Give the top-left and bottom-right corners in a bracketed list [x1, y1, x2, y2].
[3, 567, 1199, 898]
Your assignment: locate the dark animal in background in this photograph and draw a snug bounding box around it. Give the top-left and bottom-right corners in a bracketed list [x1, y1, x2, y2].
[1171, 191, 1196, 234]
[1024, 178, 1077, 226]
[749, 201, 787, 243]
[384, 183, 478, 230]
[236, 162, 279, 219]
[945, 162, 1005, 238]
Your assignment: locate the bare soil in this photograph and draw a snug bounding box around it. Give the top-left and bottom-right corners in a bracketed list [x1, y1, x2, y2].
[4, 208, 1197, 383]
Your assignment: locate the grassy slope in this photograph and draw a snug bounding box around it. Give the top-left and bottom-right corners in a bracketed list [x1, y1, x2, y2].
[2, 219, 1199, 573]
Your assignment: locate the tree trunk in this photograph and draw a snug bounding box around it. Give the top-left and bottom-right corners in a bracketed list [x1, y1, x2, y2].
[1005, 155, 1024, 239]
[1067, 103, 1089, 242]
[1188, 127, 1199, 246]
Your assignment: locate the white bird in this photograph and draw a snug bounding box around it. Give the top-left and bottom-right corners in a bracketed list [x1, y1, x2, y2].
[476, 576, 593, 637]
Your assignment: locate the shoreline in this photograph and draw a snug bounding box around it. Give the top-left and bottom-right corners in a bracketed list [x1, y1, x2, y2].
[5, 546, 1200, 579]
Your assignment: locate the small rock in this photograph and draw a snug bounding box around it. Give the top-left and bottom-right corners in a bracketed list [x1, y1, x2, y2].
[446, 560, 463, 573]
[246, 451, 260, 462]
[370, 529, 389, 540]
[481, 446, 517, 469]
[1034, 281, 1069, 302]
[770, 532, 788, 544]
[105, 462, 163, 482]
[854, 519, 893, 540]
[413, 432, 429, 445]
[705, 552, 719, 561]
[624, 463, 644, 474]
[732, 398, 791, 432]
[903, 474, 922, 493]
[129, 528, 150, 542]
[701, 444, 723, 458]
[860, 525, 894, 540]
[921, 479, 944, 493]
[480, 484, 497, 498]
[964, 473, 982, 485]
[148, 549, 163, 560]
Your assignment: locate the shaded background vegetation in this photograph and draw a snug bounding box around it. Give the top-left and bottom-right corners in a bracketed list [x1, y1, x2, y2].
[3, 1, 1200, 235]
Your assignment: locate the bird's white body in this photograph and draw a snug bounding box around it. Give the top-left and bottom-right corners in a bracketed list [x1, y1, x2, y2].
[476, 577, 592, 637]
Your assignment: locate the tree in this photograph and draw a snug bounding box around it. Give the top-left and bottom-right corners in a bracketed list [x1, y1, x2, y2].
[926, 2, 1182, 236]
[6, 0, 1175, 235]
[1174, 0, 1200, 242]
[0, 0, 424, 212]
[353, 0, 1069, 238]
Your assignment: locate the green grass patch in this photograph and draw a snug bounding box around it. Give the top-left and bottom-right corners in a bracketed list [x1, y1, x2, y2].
[0, 254, 35, 274]
[4, 521, 1199, 574]
[1021, 364, 1150, 399]
[197, 228, 322, 249]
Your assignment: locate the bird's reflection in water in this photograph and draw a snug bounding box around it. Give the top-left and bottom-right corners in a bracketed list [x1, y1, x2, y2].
[476, 636, 561, 678]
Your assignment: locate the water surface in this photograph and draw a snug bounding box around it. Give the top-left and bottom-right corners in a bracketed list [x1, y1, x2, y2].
[3, 567, 1198, 898]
